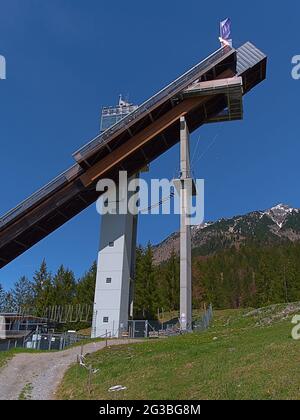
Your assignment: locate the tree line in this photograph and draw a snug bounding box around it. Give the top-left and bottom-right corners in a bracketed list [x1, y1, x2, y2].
[1, 241, 300, 322]
[133, 242, 300, 316]
[196, 242, 300, 309]
[0, 260, 96, 317]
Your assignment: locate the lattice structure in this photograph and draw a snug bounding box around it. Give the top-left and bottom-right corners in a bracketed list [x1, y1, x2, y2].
[42, 304, 93, 324]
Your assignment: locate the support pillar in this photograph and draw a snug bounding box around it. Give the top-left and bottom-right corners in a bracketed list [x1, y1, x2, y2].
[92, 180, 138, 339]
[179, 116, 192, 331]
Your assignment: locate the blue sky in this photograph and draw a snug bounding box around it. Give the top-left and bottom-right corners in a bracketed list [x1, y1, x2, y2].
[0, 0, 300, 288]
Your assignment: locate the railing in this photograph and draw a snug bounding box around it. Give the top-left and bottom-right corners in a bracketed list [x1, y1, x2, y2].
[73, 45, 234, 161]
[0, 46, 234, 231]
[0, 164, 80, 229]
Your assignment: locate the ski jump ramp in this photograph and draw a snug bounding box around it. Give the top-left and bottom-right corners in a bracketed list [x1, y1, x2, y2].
[0, 42, 267, 337]
[0, 42, 266, 269]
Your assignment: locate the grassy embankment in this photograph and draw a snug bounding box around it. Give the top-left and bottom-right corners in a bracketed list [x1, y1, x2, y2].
[57, 304, 300, 400]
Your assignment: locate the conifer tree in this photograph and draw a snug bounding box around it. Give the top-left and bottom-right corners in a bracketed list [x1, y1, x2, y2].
[32, 259, 52, 316]
[75, 261, 97, 305]
[52, 265, 77, 307]
[0, 283, 6, 312]
[12, 276, 34, 311]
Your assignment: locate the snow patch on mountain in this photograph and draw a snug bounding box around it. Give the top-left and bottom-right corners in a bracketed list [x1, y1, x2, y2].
[264, 204, 299, 229]
[153, 203, 300, 264]
[192, 222, 213, 232]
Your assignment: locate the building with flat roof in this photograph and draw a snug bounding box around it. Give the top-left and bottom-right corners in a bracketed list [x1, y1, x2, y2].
[0, 313, 49, 340]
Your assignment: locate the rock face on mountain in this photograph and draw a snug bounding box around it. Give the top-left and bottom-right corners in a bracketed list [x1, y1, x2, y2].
[153, 204, 300, 264]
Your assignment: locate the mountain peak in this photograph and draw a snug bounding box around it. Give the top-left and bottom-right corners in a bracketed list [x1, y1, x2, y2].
[270, 203, 293, 212]
[153, 203, 300, 264]
[265, 204, 298, 228]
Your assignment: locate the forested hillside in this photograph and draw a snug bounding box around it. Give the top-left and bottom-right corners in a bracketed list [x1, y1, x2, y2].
[134, 242, 300, 318]
[2, 233, 300, 321]
[153, 204, 300, 263]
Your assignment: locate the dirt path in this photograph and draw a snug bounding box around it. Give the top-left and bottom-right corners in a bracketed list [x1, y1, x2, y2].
[0, 339, 140, 400]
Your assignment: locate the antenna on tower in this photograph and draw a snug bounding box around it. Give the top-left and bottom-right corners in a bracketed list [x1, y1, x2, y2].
[118, 94, 131, 107]
[118, 94, 124, 107]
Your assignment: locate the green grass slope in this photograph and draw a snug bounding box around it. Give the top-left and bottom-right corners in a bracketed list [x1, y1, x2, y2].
[57, 307, 300, 400]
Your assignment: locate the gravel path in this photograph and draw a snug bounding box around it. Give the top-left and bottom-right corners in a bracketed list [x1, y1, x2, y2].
[0, 339, 139, 400]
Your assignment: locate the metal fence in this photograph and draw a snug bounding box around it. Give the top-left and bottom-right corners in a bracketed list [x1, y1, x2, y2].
[127, 320, 186, 338]
[127, 320, 149, 338]
[0, 336, 26, 352]
[0, 306, 214, 352]
[0, 331, 88, 352]
[193, 304, 213, 332]
[127, 307, 214, 338]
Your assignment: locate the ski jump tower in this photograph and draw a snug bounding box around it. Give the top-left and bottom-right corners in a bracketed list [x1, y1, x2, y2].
[0, 41, 267, 338]
[92, 96, 139, 338]
[91, 46, 266, 337]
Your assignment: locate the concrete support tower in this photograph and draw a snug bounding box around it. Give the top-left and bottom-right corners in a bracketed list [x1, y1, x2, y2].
[179, 116, 193, 331]
[92, 187, 138, 338]
[92, 97, 139, 339]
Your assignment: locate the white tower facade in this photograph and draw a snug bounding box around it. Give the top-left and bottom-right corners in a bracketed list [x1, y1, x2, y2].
[92, 97, 139, 338]
[92, 208, 138, 338]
